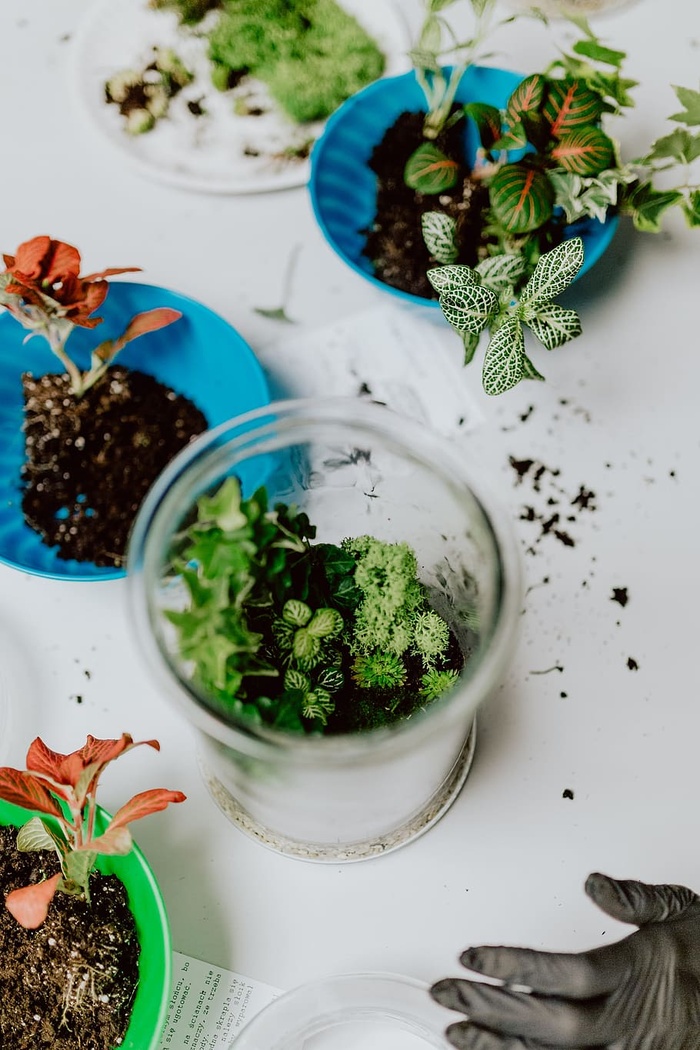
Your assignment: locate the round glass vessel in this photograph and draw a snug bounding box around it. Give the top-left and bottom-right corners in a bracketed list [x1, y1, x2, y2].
[128, 399, 521, 861]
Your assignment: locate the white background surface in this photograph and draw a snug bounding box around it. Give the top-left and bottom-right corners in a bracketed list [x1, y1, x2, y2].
[1, 0, 699, 1025]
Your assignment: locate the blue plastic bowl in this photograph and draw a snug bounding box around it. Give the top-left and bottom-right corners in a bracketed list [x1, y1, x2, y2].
[309, 67, 619, 307]
[0, 282, 270, 581]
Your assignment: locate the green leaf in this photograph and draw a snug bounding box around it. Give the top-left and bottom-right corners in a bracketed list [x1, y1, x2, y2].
[462, 330, 481, 366]
[519, 237, 585, 306]
[550, 127, 615, 176]
[62, 850, 97, 897]
[475, 254, 527, 293]
[669, 85, 700, 126]
[404, 143, 459, 194]
[197, 476, 247, 532]
[543, 79, 605, 135]
[426, 264, 479, 294]
[283, 599, 312, 627]
[17, 817, 63, 855]
[284, 668, 310, 695]
[482, 318, 525, 396]
[646, 128, 699, 164]
[684, 190, 700, 228]
[307, 608, 343, 639]
[490, 163, 555, 234]
[492, 124, 528, 152]
[572, 39, 626, 68]
[421, 211, 459, 265]
[526, 304, 582, 350]
[506, 74, 546, 126]
[521, 353, 545, 382]
[439, 283, 499, 334]
[625, 181, 684, 232]
[463, 101, 502, 151]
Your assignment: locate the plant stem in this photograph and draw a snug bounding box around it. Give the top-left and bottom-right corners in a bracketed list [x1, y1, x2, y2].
[46, 329, 85, 397]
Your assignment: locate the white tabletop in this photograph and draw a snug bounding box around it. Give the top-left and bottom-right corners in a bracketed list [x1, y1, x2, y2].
[1, 0, 699, 1007]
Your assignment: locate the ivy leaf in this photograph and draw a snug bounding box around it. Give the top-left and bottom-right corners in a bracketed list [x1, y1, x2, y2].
[625, 181, 684, 232]
[475, 254, 527, 293]
[550, 127, 615, 176]
[669, 85, 700, 126]
[426, 265, 479, 294]
[506, 74, 546, 126]
[543, 79, 605, 136]
[463, 101, 502, 152]
[439, 284, 499, 334]
[490, 162, 555, 233]
[404, 143, 459, 194]
[525, 304, 582, 350]
[519, 237, 585, 306]
[646, 128, 700, 164]
[572, 39, 626, 68]
[521, 353, 545, 383]
[482, 318, 525, 396]
[421, 211, 459, 264]
[462, 330, 481, 365]
[684, 190, 700, 228]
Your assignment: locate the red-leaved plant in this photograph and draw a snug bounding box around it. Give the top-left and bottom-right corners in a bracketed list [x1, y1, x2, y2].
[0, 734, 186, 929]
[0, 235, 181, 397]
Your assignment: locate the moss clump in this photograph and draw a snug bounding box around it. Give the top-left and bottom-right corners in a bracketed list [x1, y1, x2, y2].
[149, 0, 221, 24]
[208, 0, 385, 123]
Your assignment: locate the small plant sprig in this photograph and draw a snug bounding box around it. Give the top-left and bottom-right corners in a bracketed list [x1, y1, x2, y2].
[0, 236, 181, 397]
[0, 734, 186, 929]
[428, 235, 584, 395]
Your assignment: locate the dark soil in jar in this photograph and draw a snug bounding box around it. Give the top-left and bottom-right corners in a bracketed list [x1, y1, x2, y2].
[0, 825, 140, 1050]
[21, 366, 208, 568]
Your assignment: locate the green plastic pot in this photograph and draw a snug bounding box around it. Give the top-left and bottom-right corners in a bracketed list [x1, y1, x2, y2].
[0, 798, 172, 1050]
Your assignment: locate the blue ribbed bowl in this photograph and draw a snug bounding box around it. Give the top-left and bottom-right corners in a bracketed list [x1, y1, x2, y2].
[309, 67, 619, 307]
[0, 283, 270, 581]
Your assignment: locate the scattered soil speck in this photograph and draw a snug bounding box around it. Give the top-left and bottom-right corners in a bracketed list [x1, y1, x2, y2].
[71, 694, 83, 704]
[562, 789, 574, 800]
[627, 657, 639, 671]
[611, 587, 629, 607]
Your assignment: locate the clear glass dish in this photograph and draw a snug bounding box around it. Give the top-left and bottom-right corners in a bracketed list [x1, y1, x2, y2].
[230, 973, 451, 1050]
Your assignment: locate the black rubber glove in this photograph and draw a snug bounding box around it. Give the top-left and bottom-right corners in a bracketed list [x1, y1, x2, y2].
[431, 873, 700, 1049]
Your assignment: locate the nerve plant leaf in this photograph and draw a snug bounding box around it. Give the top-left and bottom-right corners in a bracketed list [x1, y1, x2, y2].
[482, 318, 525, 396]
[519, 237, 585, 306]
[426, 265, 479, 294]
[404, 142, 459, 194]
[421, 211, 458, 264]
[475, 254, 527, 293]
[526, 304, 583, 350]
[439, 283, 499, 334]
[16, 817, 64, 854]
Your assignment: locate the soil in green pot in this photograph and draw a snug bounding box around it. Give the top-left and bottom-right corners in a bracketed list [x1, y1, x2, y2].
[0, 825, 140, 1049]
[21, 366, 207, 568]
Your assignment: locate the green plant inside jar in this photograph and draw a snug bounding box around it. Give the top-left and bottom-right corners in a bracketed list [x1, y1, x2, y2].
[165, 477, 465, 734]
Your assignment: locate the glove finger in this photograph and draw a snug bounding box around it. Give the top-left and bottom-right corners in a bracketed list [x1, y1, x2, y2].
[431, 980, 608, 1046]
[456, 945, 617, 999]
[585, 873, 697, 926]
[445, 1021, 598, 1050]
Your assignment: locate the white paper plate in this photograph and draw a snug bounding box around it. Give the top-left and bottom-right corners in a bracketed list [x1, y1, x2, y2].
[72, 0, 412, 195]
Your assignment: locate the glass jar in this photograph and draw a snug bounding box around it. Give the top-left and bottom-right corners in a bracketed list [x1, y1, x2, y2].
[127, 399, 521, 861]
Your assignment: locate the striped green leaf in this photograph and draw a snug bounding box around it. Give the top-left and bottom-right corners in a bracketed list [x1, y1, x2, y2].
[490, 163, 555, 233]
[521, 353, 545, 382]
[421, 211, 459, 264]
[493, 123, 528, 152]
[404, 143, 459, 194]
[464, 102, 503, 151]
[526, 304, 582, 350]
[462, 331, 480, 365]
[551, 127, 615, 176]
[439, 284, 499, 334]
[482, 318, 525, 396]
[519, 237, 585, 306]
[506, 74, 547, 126]
[427, 265, 479, 294]
[476, 254, 527, 293]
[543, 79, 604, 136]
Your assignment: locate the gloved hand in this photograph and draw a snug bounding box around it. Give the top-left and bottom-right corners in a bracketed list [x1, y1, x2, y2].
[431, 872, 700, 1049]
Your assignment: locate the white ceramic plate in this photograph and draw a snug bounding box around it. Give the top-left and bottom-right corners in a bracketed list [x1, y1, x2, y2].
[72, 0, 412, 195]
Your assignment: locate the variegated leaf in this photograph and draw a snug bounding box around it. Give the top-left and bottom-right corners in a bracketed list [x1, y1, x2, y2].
[506, 74, 546, 126]
[526, 304, 582, 350]
[551, 127, 615, 176]
[519, 237, 585, 306]
[17, 817, 63, 854]
[462, 331, 481, 365]
[404, 142, 459, 195]
[482, 318, 525, 397]
[427, 265, 478, 294]
[543, 79, 605, 136]
[476, 254, 527, 293]
[521, 353, 545, 382]
[421, 211, 458, 265]
[439, 284, 499, 335]
[490, 163, 555, 233]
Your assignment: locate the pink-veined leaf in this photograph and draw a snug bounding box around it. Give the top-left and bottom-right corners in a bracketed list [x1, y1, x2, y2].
[112, 308, 182, 354]
[490, 163, 555, 233]
[5, 873, 61, 929]
[551, 127, 614, 176]
[0, 768, 64, 818]
[85, 825, 133, 856]
[404, 143, 459, 194]
[543, 79, 604, 137]
[506, 74, 547, 126]
[107, 788, 187, 832]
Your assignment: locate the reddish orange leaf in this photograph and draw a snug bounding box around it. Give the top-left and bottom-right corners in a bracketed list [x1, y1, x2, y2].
[114, 308, 182, 352]
[6, 873, 61, 929]
[12, 236, 52, 279]
[108, 788, 187, 831]
[0, 768, 64, 817]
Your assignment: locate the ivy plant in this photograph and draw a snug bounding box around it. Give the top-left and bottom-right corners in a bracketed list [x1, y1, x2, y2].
[428, 236, 584, 395]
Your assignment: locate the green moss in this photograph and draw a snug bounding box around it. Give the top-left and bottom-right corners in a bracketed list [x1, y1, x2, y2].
[208, 0, 385, 122]
[149, 0, 221, 25]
